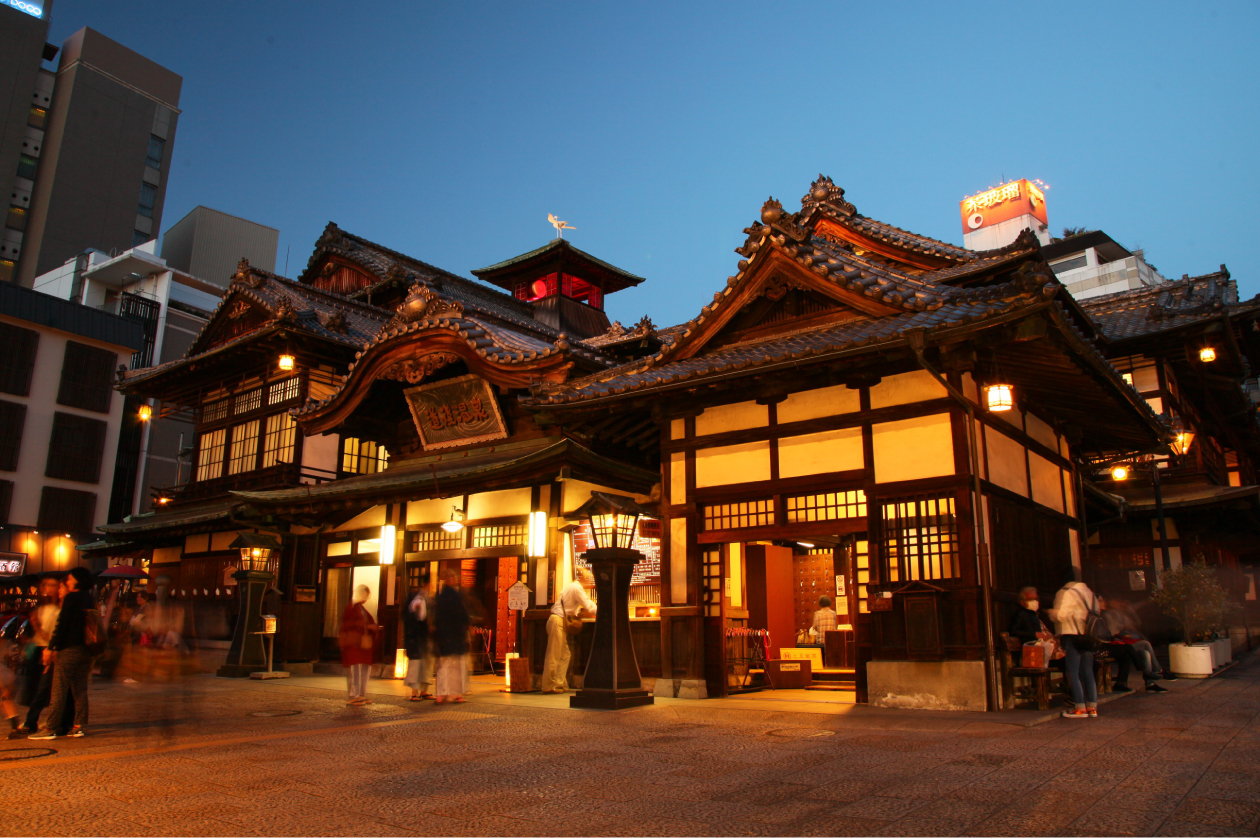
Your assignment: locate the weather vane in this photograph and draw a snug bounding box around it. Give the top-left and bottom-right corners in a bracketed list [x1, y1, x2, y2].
[548, 214, 575, 239]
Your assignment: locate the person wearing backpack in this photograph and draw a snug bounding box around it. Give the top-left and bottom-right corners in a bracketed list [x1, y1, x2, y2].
[1049, 574, 1103, 719]
[30, 567, 96, 740]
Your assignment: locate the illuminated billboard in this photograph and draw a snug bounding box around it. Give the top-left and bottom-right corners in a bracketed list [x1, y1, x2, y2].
[960, 180, 1047, 235]
[4, 0, 44, 17]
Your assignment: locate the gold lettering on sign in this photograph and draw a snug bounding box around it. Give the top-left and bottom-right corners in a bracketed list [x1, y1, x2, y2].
[963, 181, 1022, 215]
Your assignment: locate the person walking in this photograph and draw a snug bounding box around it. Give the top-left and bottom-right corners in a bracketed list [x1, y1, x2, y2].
[16, 577, 74, 736]
[1050, 574, 1100, 719]
[337, 585, 378, 706]
[541, 567, 596, 694]
[402, 589, 433, 701]
[433, 569, 470, 704]
[30, 567, 96, 740]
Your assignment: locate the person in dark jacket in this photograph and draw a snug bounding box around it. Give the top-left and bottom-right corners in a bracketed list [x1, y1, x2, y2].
[432, 569, 469, 703]
[30, 567, 95, 740]
[18, 577, 74, 737]
[402, 589, 433, 701]
[1008, 586, 1054, 645]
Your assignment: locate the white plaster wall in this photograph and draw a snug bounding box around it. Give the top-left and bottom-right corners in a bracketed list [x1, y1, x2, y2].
[694, 441, 771, 487]
[1024, 413, 1058, 452]
[871, 414, 953, 483]
[670, 452, 686, 504]
[670, 518, 687, 604]
[694, 400, 767, 436]
[406, 497, 460, 526]
[869, 370, 947, 410]
[985, 426, 1028, 497]
[1029, 453, 1065, 513]
[778, 384, 861, 423]
[300, 431, 340, 480]
[778, 427, 864, 478]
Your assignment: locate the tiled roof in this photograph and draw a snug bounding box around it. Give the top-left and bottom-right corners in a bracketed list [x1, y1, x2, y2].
[122, 261, 392, 386]
[529, 285, 1046, 405]
[1079, 268, 1246, 341]
[474, 238, 645, 284]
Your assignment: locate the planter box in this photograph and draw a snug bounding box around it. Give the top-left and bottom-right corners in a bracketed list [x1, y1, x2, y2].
[1211, 638, 1232, 667]
[1170, 643, 1214, 678]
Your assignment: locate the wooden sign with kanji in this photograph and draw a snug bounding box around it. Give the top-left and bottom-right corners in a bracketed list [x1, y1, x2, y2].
[403, 374, 509, 450]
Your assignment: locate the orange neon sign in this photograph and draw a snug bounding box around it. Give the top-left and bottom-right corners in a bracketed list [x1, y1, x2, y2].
[960, 179, 1047, 234]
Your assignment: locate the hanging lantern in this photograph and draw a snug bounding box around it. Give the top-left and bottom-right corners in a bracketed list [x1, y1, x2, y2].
[379, 524, 396, 566]
[278, 354, 296, 371]
[527, 510, 548, 558]
[984, 383, 1014, 412]
[440, 507, 465, 533]
[1170, 420, 1196, 456]
[1199, 346, 1216, 363]
[1110, 464, 1130, 481]
[137, 404, 152, 422]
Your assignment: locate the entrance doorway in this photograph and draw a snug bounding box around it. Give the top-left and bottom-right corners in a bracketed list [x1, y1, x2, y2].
[419, 555, 522, 673]
[703, 537, 868, 700]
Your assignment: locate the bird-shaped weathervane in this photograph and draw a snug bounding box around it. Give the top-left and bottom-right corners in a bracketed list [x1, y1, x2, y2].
[548, 214, 576, 239]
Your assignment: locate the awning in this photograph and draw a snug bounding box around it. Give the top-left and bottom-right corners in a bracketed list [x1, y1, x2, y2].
[1114, 483, 1260, 513]
[232, 437, 658, 514]
[98, 498, 241, 536]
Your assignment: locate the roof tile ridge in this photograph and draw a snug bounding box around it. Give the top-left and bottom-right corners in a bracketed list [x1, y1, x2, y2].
[841, 213, 972, 258]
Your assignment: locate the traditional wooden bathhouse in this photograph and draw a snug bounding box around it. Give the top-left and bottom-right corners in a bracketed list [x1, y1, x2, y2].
[525, 177, 1168, 708]
[1077, 271, 1260, 619]
[107, 177, 1241, 711]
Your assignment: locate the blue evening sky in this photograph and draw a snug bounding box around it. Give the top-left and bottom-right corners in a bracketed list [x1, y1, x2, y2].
[47, 1, 1260, 329]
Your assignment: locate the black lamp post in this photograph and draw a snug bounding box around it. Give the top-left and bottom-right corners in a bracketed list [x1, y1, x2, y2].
[569, 492, 655, 710]
[218, 532, 281, 677]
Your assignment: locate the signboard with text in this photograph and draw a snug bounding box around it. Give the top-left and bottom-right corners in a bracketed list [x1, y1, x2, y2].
[0, 551, 27, 577]
[404, 374, 509, 451]
[959, 179, 1047, 234]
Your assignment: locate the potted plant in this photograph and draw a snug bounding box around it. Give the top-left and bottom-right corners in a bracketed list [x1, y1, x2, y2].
[1150, 561, 1233, 678]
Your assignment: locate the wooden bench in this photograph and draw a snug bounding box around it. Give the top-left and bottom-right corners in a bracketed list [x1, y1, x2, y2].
[1000, 633, 1063, 710]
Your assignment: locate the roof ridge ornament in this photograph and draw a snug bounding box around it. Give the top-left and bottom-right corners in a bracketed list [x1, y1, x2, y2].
[231, 258, 265, 289]
[801, 175, 856, 216]
[394, 283, 464, 324]
[548, 214, 576, 239]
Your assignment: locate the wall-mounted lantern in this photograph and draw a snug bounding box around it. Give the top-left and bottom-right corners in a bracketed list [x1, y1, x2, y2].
[1199, 346, 1216, 363]
[278, 354, 296, 372]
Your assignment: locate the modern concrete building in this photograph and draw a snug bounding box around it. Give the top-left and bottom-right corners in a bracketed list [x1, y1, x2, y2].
[161, 206, 279, 287]
[33, 205, 278, 520]
[0, 280, 143, 573]
[12, 26, 182, 287]
[1041, 230, 1168, 300]
[0, 0, 56, 284]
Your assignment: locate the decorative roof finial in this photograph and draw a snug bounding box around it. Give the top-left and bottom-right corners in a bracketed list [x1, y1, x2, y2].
[802, 175, 856, 216]
[548, 214, 576, 239]
[760, 198, 783, 225]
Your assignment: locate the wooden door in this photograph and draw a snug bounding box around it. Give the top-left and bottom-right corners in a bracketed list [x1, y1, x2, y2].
[701, 546, 727, 698]
[495, 556, 518, 659]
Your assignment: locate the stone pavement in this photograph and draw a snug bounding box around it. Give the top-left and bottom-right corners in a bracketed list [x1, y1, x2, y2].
[1, 650, 1257, 837]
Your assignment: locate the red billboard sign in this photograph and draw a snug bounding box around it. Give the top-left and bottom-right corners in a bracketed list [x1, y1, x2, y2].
[960, 180, 1047, 234]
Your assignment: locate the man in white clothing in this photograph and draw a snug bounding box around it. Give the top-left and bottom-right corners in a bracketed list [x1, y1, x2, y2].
[541, 567, 596, 693]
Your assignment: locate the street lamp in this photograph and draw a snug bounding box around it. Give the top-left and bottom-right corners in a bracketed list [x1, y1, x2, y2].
[568, 492, 654, 710]
[220, 532, 282, 677]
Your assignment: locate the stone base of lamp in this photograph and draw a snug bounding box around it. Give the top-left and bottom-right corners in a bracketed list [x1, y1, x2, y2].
[217, 570, 273, 678]
[570, 546, 654, 710]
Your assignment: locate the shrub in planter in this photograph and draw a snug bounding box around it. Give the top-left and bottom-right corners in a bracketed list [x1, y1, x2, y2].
[1150, 561, 1234, 645]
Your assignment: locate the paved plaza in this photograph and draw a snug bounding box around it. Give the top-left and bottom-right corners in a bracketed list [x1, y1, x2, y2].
[1, 651, 1258, 838]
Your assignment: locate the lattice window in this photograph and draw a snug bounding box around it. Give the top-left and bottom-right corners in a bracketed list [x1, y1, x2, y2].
[269, 377, 301, 405]
[234, 388, 262, 415]
[410, 529, 463, 552]
[882, 494, 960, 582]
[228, 420, 260, 476]
[471, 524, 527, 548]
[701, 499, 773, 531]
[202, 399, 229, 423]
[854, 539, 870, 613]
[342, 437, 387, 474]
[261, 413, 296, 468]
[197, 429, 226, 481]
[786, 489, 867, 523]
